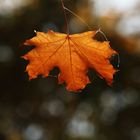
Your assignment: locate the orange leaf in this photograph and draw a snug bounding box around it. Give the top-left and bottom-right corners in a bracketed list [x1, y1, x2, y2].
[23, 30, 117, 91]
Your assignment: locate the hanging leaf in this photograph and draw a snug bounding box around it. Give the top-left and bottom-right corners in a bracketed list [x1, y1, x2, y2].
[23, 30, 117, 91]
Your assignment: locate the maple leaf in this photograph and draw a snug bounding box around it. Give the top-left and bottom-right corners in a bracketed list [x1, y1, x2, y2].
[23, 30, 117, 91]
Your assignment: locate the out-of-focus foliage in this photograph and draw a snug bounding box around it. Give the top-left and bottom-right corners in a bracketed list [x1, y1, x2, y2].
[0, 0, 140, 140]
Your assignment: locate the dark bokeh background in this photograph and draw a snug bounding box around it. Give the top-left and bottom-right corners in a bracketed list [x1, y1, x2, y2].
[0, 0, 140, 140]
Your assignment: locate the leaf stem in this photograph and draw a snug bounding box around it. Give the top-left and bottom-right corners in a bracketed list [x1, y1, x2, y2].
[61, 0, 69, 35]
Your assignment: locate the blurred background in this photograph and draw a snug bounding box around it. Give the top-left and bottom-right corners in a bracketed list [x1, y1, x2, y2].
[0, 0, 140, 140]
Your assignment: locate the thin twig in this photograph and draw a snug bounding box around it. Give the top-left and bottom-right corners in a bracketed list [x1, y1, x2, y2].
[96, 28, 120, 68]
[64, 6, 92, 30]
[117, 53, 120, 68]
[96, 28, 108, 41]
